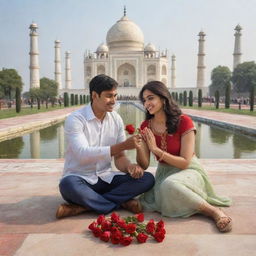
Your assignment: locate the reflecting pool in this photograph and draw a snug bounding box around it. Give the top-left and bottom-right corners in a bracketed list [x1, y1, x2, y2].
[0, 103, 255, 164]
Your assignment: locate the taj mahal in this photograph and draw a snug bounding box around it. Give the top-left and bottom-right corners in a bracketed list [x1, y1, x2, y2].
[28, 8, 242, 97]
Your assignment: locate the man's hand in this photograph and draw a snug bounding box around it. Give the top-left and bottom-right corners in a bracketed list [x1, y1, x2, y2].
[123, 135, 138, 150]
[127, 163, 144, 179]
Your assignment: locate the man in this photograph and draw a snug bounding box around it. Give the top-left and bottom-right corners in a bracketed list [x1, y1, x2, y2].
[56, 74, 154, 218]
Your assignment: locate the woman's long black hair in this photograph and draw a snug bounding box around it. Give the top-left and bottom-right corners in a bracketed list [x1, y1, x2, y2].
[139, 81, 182, 134]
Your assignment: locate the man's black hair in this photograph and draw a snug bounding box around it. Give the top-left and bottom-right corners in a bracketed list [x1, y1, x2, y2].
[89, 74, 118, 102]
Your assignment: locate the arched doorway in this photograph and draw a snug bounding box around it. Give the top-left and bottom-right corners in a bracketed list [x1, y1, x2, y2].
[117, 63, 136, 87]
[162, 65, 167, 75]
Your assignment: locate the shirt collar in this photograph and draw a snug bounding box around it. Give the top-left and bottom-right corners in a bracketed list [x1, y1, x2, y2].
[84, 104, 96, 121]
[84, 104, 109, 121]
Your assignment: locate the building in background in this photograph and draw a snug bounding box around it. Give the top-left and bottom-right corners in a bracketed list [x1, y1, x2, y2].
[83, 9, 169, 97]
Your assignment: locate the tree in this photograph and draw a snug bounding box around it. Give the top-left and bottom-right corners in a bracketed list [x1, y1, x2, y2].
[249, 85, 255, 111]
[15, 87, 21, 113]
[209, 66, 231, 96]
[40, 77, 57, 108]
[175, 92, 178, 102]
[189, 91, 193, 106]
[232, 61, 256, 94]
[0, 68, 23, 99]
[64, 92, 69, 107]
[183, 91, 187, 106]
[75, 94, 78, 105]
[225, 83, 231, 109]
[71, 94, 74, 105]
[30, 88, 42, 109]
[215, 90, 220, 109]
[179, 93, 183, 105]
[198, 89, 202, 107]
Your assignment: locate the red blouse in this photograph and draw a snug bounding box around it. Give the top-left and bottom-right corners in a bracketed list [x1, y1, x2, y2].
[140, 114, 196, 158]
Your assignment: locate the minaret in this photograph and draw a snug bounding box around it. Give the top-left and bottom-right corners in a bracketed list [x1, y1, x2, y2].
[171, 54, 176, 88]
[233, 24, 242, 70]
[54, 40, 62, 91]
[196, 31, 206, 88]
[65, 51, 72, 89]
[29, 23, 40, 88]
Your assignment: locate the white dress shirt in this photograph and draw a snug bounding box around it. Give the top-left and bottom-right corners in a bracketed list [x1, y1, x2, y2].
[62, 104, 126, 185]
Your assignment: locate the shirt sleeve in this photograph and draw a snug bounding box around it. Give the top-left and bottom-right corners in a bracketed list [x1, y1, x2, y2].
[115, 113, 126, 144]
[64, 114, 111, 165]
[179, 115, 196, 136]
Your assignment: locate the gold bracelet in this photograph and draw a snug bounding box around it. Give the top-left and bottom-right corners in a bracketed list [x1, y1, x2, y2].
[158, 150, 165, 161]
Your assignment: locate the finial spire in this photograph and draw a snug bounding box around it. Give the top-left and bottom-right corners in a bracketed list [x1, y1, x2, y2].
[124, 5, 126, 16]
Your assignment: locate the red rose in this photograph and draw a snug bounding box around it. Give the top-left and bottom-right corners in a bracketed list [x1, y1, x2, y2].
[97, 214, 105, 225]
[101, 220, 112, 231]
[92, 227, 103, 238]
[125, 124, 135, 135]
[100, 231, 111, 242]
[111, 212, 120, 223]
[136, 233, 148, 243]
[146, 219, 156, 234]
[88, 221, 97, 231]
[120, 236, 133, 246]
[157, 220, 165, 229]
[111, 230, 123, 244]
[89, 213, 166, 246]
[156, 226, 166, 234]
[135, 213, 144, 222]
[153, 231, 165, 242]
[117, 219, 127, 229]
[125, 223, 136, 234]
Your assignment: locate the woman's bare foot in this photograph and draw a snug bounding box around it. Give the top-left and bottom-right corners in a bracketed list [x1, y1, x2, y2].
[199, 203, 232, 232]
[213, 208, 232, 232]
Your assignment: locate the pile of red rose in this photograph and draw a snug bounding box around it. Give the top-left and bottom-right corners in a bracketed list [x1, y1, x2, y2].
[88, 212, 166, 246]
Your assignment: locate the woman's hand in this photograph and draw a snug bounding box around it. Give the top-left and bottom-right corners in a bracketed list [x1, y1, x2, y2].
[141, 127, 157, 152]
[133, 134, 143, 150]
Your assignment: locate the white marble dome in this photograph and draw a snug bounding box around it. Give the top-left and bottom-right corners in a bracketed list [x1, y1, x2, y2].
[96, 43, 109, 53]
[106, 15, 144, 51]
[145, 43, 156, 52]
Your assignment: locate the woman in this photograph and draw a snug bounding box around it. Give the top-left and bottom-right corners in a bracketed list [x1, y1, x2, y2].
[136, 81, 232, 232]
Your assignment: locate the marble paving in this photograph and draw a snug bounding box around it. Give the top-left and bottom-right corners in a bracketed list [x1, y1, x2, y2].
[0, 159, 256, 256]
[0, 106, 255, 255]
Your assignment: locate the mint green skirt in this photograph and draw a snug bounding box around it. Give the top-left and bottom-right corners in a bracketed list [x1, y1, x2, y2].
[140, 156, 232, 218]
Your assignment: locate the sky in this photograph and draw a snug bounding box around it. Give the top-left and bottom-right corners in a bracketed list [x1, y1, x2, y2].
[0, 0, 256, 92]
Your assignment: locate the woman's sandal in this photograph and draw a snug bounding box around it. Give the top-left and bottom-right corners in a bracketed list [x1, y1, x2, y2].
[215, 209, 232, 232]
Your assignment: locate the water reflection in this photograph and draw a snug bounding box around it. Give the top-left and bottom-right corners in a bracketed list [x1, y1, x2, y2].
[233, 134, 256, 158]
[194, 122, 201, 158]
[0, 103, 255, 161]
[209, 126, 232, 144]
[58, 125, 65, 158]
[0, 137, 24, 158]
[40, 124, 58, 141]
[30, 130, 40, 158]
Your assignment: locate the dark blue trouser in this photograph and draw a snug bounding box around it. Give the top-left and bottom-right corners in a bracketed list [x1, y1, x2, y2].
[59, 172, 155, 214]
